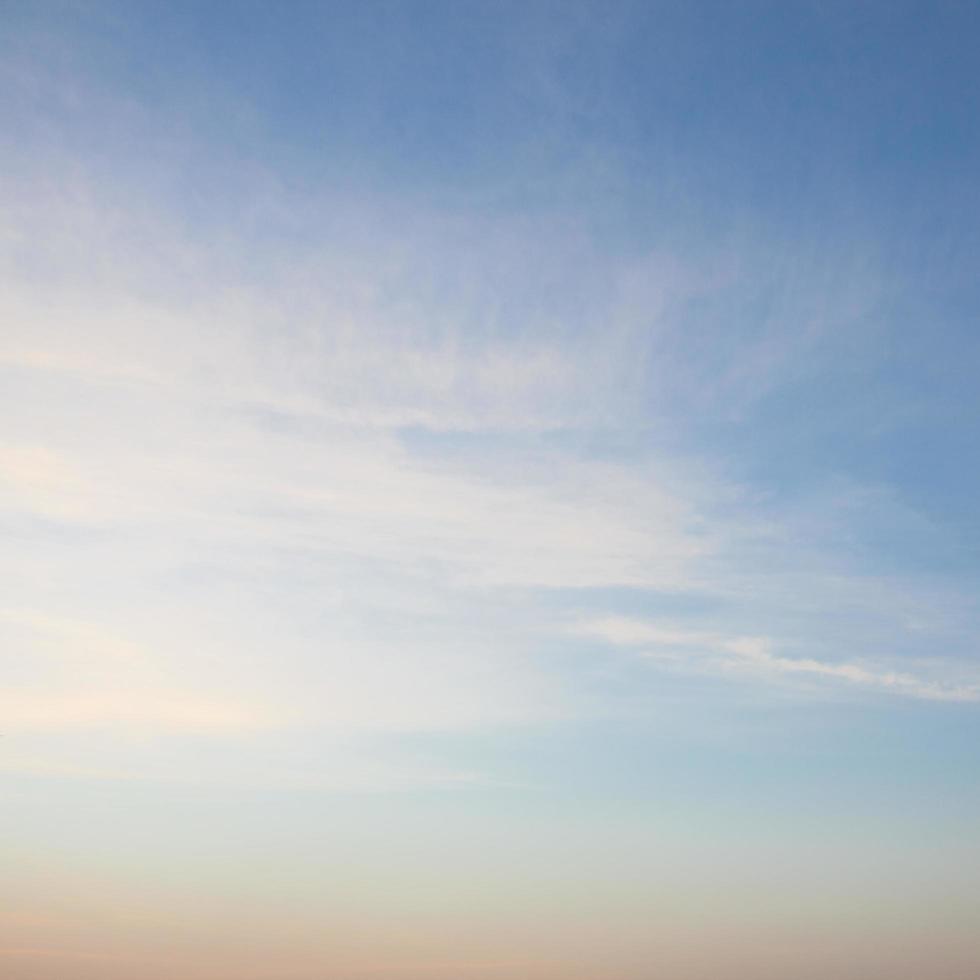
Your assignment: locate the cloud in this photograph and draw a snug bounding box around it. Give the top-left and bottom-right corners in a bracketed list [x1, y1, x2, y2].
[1, 107, 976, 802]
[0, 180, 722, 608]
[575, 617, 980, 702]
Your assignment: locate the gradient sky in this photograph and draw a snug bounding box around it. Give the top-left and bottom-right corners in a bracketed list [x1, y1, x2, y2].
[3, 2, 980, 978]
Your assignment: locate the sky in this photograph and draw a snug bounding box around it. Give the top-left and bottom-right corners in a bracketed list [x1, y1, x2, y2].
[2, 2, 980, 977]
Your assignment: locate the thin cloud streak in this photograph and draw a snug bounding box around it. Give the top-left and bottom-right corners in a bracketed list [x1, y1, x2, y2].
[576, 617, 980, 702]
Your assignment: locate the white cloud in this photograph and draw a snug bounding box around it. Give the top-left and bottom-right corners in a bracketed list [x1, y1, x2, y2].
[0, 180, 718, 599]
[1, 145, 976, 796]
[575, 617, 980, 702]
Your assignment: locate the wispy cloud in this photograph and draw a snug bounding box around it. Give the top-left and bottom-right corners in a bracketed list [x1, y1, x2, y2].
[575, 617, 980, 702]
[1, 99, 976, 801]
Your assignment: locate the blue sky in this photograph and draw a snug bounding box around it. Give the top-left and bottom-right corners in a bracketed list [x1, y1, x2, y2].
[3, 3, 980, 978]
